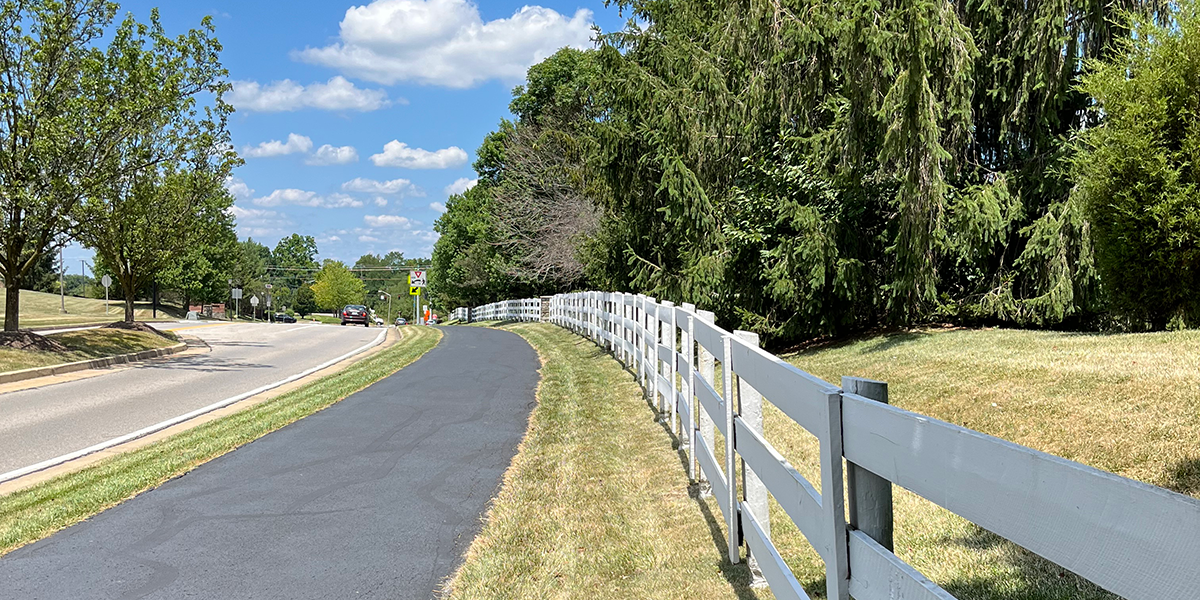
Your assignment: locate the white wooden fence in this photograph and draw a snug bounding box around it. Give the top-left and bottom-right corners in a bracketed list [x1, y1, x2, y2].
[459, 298, 541, 323]
[462, 292, 1200, 600]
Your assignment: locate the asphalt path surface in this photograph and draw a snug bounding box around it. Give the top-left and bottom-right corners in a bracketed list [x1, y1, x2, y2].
[0, 321, 382, 475]
[0, 326, 540, 599]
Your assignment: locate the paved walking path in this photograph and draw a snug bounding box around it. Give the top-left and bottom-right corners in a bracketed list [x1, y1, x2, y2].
[0, 326, 540, 599]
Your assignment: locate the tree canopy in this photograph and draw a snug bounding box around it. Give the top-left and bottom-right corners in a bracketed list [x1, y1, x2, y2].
[431, 0, 1191, 343]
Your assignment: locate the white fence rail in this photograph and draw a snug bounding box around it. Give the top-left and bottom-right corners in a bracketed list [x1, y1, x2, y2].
[462, 292, 1200, 600]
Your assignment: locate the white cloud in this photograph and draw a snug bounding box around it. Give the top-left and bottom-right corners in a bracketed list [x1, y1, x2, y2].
[429, 201, 447, 214]
[370, 140, 468, 169]
[242, 133, 313, 158]
[225, 177, 255, 200]
[443, 177, 477, 196]
[373, 197, 389, 207]
[228, 76, 392, 112]
[341, 177, 424, 196]
[306, 144, 359, 166]
[228, 205, 293, 237]
[252, 188, 365, 209]
[364, 214, 414, 228]
[295, 1, 594, 88]
[358, 235, 383, 243]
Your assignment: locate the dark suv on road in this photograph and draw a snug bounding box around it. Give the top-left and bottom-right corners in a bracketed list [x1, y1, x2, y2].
[340, 305, 371, 326]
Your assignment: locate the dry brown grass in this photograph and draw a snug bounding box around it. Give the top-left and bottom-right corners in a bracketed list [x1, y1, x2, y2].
[761, 327, 1200, 599]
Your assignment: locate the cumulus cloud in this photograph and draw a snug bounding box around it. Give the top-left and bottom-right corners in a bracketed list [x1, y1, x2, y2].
[373, 197, 389, 207]
[225, 177, 255, 200]
[295, 0, 594, 88]
[228, 76, 392, 112]
[228, 205, 293, 237]
[370, 140, 468, 169]
[252, 188, 364, 208]
[341, 177, 424, 196]
[306, 144, 359, 165]
[443, 177, 477, 196]
[242, 133, 313, 158]
[429, 201, 447, 214]
[364, 214, 415, 228]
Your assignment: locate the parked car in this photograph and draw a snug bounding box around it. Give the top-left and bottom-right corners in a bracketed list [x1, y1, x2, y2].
[395, 317, 407, 326]
[340, 305, 371, 326]
[373, 316, 385, 326]
[274, 313, 296, 323]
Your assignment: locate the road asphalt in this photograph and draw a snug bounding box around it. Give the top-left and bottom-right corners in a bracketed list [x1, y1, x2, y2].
[0, 325, 540, 599]
[0, 322, 382, 476]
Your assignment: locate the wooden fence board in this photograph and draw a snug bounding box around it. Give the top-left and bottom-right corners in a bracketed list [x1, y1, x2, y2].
[847, 531, 956, 600]
[697, 436, 729, 518]
[728, 336, 836, 438]
[695, 377, 726, 437]
[692, 317, 725, 363]
[734, 416, 827, 558]
[742, 500, 811, 600]
[842, 394, 1200, 600]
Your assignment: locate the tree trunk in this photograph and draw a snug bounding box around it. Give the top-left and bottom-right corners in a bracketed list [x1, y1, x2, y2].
[121, 275, 136, 323]
[4, 281, 20, 332]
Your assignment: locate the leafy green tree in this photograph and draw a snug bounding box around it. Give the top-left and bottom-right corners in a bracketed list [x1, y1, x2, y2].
[0, 0, 118, 331]
[293, 283, 317, 318]
[75, 10, 234, 323]
[270, 234, 319, 288]
[312, 260, 366, 311]
[1072, 7, 1200, 329]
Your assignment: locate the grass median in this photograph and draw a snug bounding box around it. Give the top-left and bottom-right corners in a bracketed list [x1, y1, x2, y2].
[0, 325, 441, 556]
[446, 322, 755, 600]
[0, 328, 179, 373]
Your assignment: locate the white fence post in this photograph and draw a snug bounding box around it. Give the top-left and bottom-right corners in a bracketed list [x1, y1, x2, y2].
[697, 309, 716, 495]
[682, 302, 696, 481]
[664, 300, 678, 435]
[736, 330, 768, 588]
[722, 333, 739, 564]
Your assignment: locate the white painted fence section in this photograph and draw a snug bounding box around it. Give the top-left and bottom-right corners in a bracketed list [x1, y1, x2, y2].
[460, 292, 1200, 600]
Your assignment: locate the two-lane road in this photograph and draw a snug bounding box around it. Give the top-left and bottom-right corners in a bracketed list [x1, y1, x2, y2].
[0, 322, 383, 477]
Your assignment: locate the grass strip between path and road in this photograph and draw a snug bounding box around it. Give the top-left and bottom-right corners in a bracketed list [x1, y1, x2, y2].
[446, 322, 754, 600]
[0, 325, 441, 556]
[0, 328, 180, 374]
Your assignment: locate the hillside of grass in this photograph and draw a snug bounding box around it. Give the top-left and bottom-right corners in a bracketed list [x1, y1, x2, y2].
[0, 286, 180, 329]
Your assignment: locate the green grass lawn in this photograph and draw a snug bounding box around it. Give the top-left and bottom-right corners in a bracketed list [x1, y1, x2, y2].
[447, 323, 755, 600]
[456, 323, 1198, 600]
[0, 328, 179, 373]
[0, 286, 181, 329]
[758, 327, 1200, 599]
[0, 325, 441, 556]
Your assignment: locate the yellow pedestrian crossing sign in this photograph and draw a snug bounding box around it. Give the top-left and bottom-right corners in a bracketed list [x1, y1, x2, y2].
[409, 286, 420, 296]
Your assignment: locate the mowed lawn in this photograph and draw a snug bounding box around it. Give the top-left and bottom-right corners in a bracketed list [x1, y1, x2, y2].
[0, 328, 180, 373]
[454, 323, 1198, 600]
[764, 327, 1200, 599]
[447, 323, 757, 599]
[0, 287, 173, 329]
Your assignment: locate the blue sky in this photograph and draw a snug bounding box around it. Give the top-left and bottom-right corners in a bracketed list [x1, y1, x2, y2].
[64, 0, 628, 274]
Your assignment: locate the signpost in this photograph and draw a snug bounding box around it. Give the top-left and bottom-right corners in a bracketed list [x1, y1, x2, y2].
[409, 270, 427, 325]
[250, 295, 260, 320]
[101, 275, 112, 315]
[232, 287, 243, 320]
[265, 284, 273, 322]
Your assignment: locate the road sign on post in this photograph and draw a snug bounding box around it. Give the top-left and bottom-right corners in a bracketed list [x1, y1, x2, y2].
[409, 270, 427, 287]
[250, 295, 260, 319]
[101, 275, 112, 315]
[409, 286, 420, 296]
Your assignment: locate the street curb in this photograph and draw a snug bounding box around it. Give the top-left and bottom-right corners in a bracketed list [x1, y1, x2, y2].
[0, 340, 188, 385]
